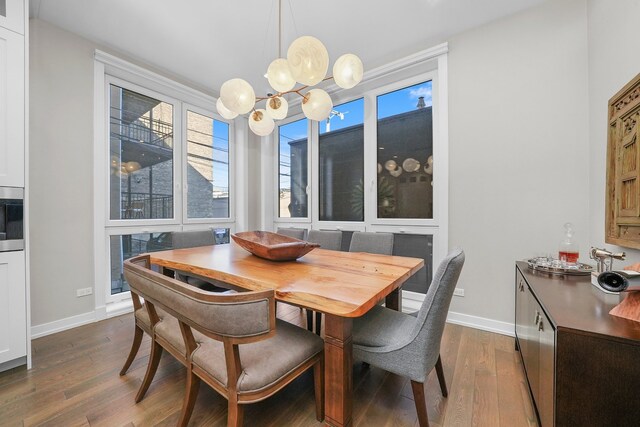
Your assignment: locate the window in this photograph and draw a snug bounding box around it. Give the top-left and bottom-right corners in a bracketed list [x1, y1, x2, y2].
[377, 81, 433, 219]
[318, 98, 364, 222]
[109, 85, 174, 220]
[95, 56, 237, 305]
[186, 110, 230, 219]
[278, 118, 308, 218]
[269, 44, 449, 305]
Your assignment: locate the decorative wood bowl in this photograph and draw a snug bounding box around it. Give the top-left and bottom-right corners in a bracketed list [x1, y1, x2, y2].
[231, 231, 320, 261]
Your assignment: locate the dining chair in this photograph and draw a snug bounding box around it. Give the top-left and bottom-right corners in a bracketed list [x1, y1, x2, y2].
[172, 229, 236, 293]
[119, 256, 167, 376]
[123, 255, 325, 427]
[305, 230, 343, 334]
[348, 231, 394, 255]
[312, 231, 396, 335]
[276, 227, 306, 240]
[351, 248, 465, 427]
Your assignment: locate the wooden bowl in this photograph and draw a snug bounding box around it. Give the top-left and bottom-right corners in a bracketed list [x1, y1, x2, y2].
[231, 231, 320, 261]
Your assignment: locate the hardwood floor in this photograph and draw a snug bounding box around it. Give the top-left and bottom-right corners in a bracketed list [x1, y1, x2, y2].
[0, 305, 537, 426]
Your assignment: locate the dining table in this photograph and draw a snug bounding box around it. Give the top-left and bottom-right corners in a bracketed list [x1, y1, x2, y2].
[149, 241, 424, 427]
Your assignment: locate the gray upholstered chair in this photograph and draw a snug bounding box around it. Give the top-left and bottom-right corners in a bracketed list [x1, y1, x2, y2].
[123, 255, 325, 427]
[307, 229, 342, 251]
[305, 230, 343, 334]
[276, 227, 306, 240]
[171, 229, 216, 249]
[348, 231, 394, 255]
[351, 248, 465, 427]
[172, 229, 236, 293]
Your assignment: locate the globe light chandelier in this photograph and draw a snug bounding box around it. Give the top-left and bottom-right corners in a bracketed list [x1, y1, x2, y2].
[216, 0, 364, 136]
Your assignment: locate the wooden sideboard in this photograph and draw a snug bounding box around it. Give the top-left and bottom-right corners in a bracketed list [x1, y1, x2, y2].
[515, 262, 640, 427]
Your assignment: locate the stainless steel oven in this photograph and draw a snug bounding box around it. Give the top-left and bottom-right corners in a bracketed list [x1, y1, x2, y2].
[0, 187, 24, 251]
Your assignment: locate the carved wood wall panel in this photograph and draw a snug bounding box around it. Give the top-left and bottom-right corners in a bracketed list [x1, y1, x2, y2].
[606, 73, 640, 249]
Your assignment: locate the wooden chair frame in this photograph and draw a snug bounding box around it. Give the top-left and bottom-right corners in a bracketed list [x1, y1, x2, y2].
[124, 255, 324, 427]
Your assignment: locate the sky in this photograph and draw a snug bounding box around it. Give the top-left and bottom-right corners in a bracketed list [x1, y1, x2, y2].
[278, 80, 433, 189]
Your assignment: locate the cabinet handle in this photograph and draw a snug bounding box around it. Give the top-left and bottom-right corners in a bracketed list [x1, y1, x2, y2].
[534, 311, 540, 325]
[538, 319, 544, 331]
[519, 280, 524, 292]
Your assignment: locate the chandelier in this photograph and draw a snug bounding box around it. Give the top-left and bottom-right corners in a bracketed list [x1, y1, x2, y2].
[215, 0, 364, 136]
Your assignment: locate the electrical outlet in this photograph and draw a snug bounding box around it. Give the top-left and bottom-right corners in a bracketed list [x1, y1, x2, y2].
[76, 287, 93, 297]
[453, 288, 465, 297]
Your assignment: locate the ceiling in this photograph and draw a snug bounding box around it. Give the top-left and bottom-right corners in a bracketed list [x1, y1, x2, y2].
[30, 0, 546, 97]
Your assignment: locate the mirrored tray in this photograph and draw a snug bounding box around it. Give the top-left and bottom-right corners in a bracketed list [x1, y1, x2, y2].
[527, 257, 594, 276]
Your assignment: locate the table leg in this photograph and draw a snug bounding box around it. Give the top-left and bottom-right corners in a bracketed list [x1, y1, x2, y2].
[324, 314, 353, 427]
[385, 288, 402, 312]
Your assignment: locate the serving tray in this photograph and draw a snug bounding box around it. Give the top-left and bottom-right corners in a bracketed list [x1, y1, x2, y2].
[527, 257, 594, 276]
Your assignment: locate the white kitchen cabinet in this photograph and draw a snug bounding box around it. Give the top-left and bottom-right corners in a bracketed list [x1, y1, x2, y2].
[0, 25, 24, 187]
[0, 0, 25, 35]
[0, 250, 26, 367]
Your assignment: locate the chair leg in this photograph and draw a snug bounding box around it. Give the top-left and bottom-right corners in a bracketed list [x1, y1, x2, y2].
[435, 354, 448, 398]
[178, 369, 201, 427]
[135, 340, 163, 403]
[120, 325, 144, 376]
[306, 309, 314, 332]
[313, 357, 325, 422]
[315, 312, 322, 336]
[227, 397, 244, 427]
[411, 380, 430, 427]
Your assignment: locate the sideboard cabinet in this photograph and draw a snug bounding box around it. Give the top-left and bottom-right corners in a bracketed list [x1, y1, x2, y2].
[515, 262, 640, 426]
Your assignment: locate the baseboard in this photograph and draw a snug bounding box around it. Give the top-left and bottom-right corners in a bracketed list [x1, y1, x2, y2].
[402, 295, 515, 337]
[0, 356, 27, 373]
[31, 299, 514, 340]
[30, 311, 97, 339]
[106, 299, 134, 318]
[446, 311, 514, 337]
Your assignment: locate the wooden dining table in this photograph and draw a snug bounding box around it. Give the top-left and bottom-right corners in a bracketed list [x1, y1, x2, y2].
[149, 242, 424, 427]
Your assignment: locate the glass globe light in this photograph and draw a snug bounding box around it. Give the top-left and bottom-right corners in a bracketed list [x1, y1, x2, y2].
[266, 96, 288, 120]
[384, 160, 397, 171]
[248, 109, 275, 136]
[402, 158, 420, 173]
[389, 166, 403, 177]
[125, 161, 141, 173]
[216, 98, 238, 120]
[302, 89, 333, 121]
[333, 54, 364, 89]
[287, 36, 329, 86]
[220, 78, 256, 115]
[267, 58, 296, 92]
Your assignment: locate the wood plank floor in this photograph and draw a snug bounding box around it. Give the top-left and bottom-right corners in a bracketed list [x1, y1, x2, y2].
[0, 304, 537, 426]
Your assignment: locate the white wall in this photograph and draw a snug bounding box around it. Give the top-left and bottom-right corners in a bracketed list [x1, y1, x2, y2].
[29, 19, 220, 329]
[447, 0, 590, 326]
[30, 19, 96, 326]
[587, 0, 640, 264]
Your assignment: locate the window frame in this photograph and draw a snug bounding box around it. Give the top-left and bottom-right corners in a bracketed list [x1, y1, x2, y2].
[94, 51, 241, 311]
[273, 113, 312, 224]
[105, 75, 183, 228]
[313, 97, 366, 227]
[366, 71, 441, 228]
[181, 103, 236, 226]
[267, 45, 449, 300]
